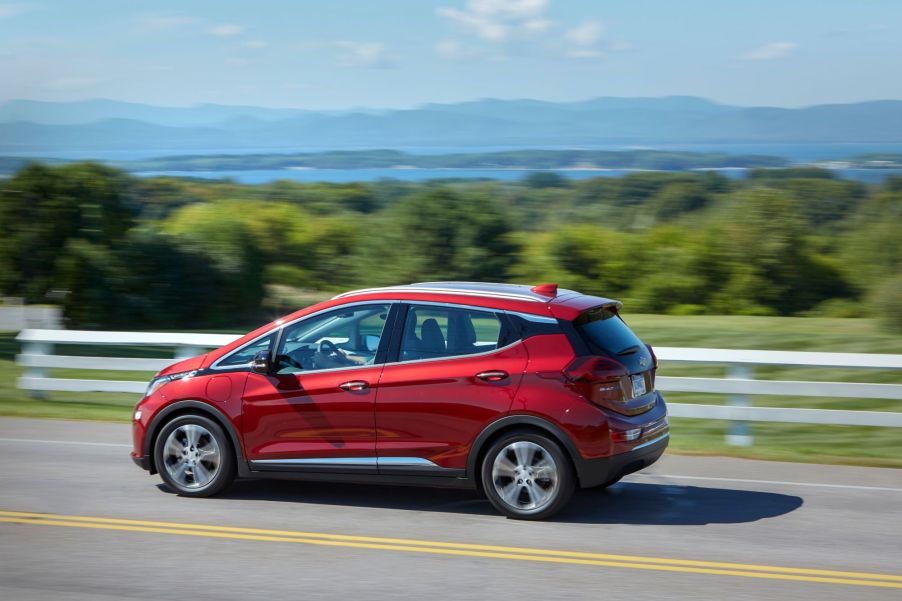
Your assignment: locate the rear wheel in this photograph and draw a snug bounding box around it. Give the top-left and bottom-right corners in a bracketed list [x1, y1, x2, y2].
[154, 414, 235, 497]
[481, 432, 575, 520]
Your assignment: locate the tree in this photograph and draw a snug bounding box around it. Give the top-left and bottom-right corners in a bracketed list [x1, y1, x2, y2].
[0, 162, 135, 301]
[357, 188, 519, 285]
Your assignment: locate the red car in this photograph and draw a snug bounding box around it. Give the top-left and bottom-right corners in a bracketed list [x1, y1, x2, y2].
[132, 282, 668, 519]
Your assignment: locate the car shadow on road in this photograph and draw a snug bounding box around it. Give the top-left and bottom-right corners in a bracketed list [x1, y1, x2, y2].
[177, 479, 802, 525]
[557, 482, 803, 525]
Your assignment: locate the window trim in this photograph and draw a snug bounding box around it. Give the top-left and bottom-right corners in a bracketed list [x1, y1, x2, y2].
[386, 300, 521, 366]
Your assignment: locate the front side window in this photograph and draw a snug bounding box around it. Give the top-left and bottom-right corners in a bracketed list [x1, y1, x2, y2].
[274, 303, 392, 374]
[400, 304, 507, 361]
[218, 333, 275, 367]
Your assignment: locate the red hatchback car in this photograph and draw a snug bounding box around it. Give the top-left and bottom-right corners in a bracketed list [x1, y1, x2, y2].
[132, 282, 668, 519]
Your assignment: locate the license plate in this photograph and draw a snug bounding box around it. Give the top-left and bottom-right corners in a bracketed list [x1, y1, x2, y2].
[631, 374, 647, 398]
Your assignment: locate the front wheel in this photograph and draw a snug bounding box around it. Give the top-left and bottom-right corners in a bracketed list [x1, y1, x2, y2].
[481, 432, 575, 520]
[154, 414, 235, 497]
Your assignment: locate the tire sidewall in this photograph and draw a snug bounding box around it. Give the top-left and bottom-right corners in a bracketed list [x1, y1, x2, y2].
[154, 414, 235, 497]
[480, 431, 575, 520]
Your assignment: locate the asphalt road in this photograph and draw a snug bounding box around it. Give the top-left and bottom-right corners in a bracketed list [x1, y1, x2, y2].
[1, 417, 900, 600]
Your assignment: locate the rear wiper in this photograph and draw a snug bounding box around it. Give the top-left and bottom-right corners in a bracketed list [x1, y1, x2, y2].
[616, 345, 640, 356]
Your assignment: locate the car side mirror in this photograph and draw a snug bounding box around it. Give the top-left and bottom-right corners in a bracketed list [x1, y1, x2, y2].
[252, 350, 271, 374]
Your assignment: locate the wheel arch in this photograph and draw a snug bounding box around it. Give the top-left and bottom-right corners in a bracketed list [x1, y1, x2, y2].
[466, 415, 585, 488]
[144, 400, 250, 477]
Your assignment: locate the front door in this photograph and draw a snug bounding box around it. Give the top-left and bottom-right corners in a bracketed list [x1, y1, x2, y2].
[241, 302, 394, 470]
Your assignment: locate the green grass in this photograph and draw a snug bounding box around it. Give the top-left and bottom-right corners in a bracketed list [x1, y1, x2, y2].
[1, 315, 901, 467]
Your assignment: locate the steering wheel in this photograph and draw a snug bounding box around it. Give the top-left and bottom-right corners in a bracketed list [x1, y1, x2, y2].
[318, 339, 352, 365]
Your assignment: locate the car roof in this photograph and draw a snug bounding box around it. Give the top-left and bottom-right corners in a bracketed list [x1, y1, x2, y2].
[334, 281, 573, 303]
[333, 282, 620, 317]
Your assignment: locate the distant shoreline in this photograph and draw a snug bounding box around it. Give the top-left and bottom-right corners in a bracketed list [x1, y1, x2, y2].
[3, 149, 902, 184]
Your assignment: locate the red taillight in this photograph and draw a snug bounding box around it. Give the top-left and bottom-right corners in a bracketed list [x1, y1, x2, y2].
[564, 356, 629, 409]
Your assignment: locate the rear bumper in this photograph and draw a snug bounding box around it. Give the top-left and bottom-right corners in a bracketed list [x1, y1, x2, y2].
[575, 430, 669, 488]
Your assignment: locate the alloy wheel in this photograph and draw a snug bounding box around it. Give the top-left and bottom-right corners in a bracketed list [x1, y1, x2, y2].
[162, 423, 222, 489]
[491, 440, 559, 512]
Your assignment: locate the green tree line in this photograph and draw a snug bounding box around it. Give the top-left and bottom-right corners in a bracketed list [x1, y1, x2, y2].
[1, 163, 900, 331]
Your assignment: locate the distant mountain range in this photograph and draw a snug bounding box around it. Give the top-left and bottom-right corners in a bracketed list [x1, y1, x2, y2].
[2, 96, 902, 152]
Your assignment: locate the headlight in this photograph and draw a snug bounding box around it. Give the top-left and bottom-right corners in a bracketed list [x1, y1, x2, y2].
[144, 370, 197, 398]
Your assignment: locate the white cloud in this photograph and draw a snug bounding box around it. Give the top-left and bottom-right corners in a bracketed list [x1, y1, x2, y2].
[739, 41, 797, 60]
[436, 1, 627, 63]
[437, 0, 550, 42]
[438, 7, 507, 41]
[207, 24, 244, 37]
[561, 20, 609, 60]
[565, 21, 602, 46]
[335, 41, 395, 68]
[243, 40, 268, 49]
[225, 57, 251, 67]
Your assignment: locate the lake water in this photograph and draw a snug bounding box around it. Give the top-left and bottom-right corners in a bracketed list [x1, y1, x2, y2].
[11, 143, 902, 184]
[133, 167, 902, 184]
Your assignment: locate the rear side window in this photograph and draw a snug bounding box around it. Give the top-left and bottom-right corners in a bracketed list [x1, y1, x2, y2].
[574, 306, 644, 357]
[400, 304, 508, 361]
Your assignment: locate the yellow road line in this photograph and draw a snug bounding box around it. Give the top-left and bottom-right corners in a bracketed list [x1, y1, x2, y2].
[2, 509, 897, 582]
[0, 511, 899, 589]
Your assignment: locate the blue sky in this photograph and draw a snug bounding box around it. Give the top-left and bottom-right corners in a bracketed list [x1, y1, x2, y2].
[1, 0, 900, 109]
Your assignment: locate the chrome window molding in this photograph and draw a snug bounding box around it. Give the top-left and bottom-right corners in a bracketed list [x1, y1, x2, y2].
[508, 311, 557, 324]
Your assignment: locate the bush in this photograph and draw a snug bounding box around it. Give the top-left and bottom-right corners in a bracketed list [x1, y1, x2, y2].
[872, 275, 902, 334]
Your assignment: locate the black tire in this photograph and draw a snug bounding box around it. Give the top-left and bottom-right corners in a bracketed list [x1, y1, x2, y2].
[154, 414, 236, 497]
[480, 431, 575, 520]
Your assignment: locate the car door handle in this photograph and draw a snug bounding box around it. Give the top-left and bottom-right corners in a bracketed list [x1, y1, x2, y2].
[476, 370, 509, 382]
[338, 380, 369, 392]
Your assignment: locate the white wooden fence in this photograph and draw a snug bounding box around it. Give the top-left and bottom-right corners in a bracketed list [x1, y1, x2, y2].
[15, 329, 902, 445]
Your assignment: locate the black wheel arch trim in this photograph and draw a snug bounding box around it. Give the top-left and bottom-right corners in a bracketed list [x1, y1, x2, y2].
[466, 414, 587, 485]
[144, 400, 250, 477]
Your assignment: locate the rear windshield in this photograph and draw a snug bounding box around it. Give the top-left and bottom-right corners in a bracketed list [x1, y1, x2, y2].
[574, 306, 644, 357]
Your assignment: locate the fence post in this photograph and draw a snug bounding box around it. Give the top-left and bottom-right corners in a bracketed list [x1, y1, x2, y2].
[22, 340, 52, 399]
[725, 364, 754, 446]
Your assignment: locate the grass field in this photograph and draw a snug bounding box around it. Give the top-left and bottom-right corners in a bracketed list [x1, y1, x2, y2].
[1, 314, 901, 467]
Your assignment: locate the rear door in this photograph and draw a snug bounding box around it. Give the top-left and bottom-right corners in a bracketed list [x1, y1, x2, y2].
[375, 303, 528, 473]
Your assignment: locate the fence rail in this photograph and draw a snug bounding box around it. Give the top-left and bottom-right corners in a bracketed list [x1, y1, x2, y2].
[14, 329, 902, 444]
